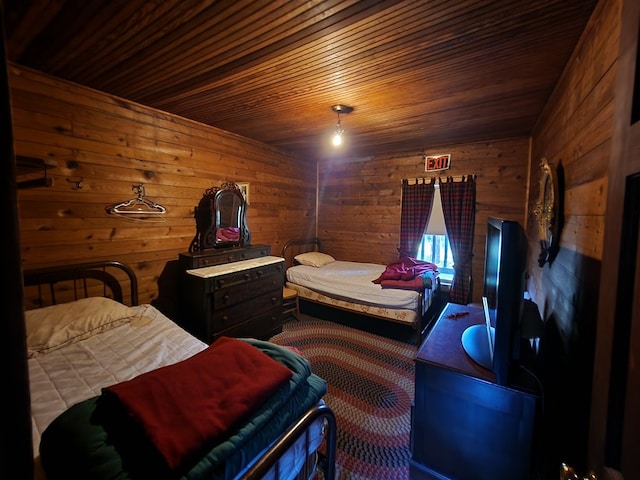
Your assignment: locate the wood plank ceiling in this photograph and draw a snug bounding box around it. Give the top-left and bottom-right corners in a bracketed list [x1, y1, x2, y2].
[3, 0, 598, 162]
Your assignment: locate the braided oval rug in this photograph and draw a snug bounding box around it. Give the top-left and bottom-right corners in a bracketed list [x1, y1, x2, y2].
[269, 315, 417, 480]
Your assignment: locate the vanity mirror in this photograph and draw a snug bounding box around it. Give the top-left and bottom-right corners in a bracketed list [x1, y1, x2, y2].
[188, 181, 251, 251]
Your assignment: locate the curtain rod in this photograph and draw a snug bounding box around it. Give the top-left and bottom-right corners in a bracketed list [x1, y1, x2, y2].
[402, 175, 469, 185]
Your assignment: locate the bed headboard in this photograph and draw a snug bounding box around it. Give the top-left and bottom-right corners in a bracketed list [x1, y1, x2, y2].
[22, 261, 139, 309]
[281, 238, 322, 269]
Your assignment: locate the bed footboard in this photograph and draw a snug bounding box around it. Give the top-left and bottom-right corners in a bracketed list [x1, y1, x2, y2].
[239, 402, 337, 480]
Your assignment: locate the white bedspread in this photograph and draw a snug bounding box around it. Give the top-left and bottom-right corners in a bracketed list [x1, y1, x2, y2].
[28, 304, 207, 461]
[286, 260, 420, 310]
[28, 301, 326, 480]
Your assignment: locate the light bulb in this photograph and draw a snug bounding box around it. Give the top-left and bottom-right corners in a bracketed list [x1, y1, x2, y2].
[330, 105, 352, 147]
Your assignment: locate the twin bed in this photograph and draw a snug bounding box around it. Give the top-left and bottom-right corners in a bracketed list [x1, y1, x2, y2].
[23, 261, 336, 480]
[23, 241, 436, 479]
[282, 238, 439, 334]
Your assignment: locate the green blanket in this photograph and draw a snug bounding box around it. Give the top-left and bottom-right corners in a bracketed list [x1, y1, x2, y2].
[40, 339, 327, 480]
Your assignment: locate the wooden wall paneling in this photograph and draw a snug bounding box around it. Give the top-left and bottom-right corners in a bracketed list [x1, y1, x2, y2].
[317, 137, 529, 303]
[588, 0, 640, 476]
[532, 1, 620, 145]
[10, 65, 316, 307]
[12, 57, 531, 310]
[528, 0, 616, 287]
[9, 65, 311, 171]
[18, 223, 196, 250]
[527, 0, 620, 475]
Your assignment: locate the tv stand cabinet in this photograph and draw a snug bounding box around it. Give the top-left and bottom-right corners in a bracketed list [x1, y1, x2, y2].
[410, 303, 539, 480]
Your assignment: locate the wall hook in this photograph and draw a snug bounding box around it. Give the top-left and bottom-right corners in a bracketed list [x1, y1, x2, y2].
[67, 177, 83, 190]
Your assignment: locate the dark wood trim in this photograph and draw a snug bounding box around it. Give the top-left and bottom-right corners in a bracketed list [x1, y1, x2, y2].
[1, 3, 34, 478]
[590, 0, 640, 478]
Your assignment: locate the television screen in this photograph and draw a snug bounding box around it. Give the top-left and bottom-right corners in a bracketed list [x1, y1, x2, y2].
[484, 222, 501, 309]
[483, 217, 527, 385]
[459, 217, 527, 384]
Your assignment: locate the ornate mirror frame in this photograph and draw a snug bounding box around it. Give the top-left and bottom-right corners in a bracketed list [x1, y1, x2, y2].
[533, 158, 559, 266]
[189, 181, 251, 252]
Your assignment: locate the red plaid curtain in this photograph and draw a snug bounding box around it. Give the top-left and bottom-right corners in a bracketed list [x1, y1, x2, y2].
[398, 178, 436, 258]
[440, 175, 476, 304]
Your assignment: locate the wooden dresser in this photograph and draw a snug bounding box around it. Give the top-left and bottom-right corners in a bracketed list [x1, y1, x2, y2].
[178, 244, 272, 269]
[177, 246, 285, 343]
[410, 302, 540, 480]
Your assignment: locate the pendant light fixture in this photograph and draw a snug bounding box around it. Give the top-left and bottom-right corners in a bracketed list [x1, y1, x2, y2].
[331, 104, 353, 146]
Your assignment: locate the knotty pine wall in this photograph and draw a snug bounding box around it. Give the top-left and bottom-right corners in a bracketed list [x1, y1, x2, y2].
[525, 0, 619, 474]
[10, 63, 532, 311]
[10, 65, 317, 308]
[316, 139, 530, 304]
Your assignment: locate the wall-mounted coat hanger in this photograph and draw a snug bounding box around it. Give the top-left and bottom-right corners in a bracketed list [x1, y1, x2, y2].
[106, 184, 166, 218]
[16, 156, 56, 189]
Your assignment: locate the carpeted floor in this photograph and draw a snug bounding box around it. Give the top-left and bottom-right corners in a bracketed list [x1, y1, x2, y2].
[269, 313, 418, 480]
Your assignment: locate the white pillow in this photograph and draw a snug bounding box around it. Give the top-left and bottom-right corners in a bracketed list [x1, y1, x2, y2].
[25, 297, 136, 358]
[294, 252, 336, 268]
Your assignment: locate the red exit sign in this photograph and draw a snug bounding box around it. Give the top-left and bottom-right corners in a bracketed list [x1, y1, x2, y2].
[424, 154, 451, 172]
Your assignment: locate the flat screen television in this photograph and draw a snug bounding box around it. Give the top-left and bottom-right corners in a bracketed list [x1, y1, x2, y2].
[462, 216, 527, 385]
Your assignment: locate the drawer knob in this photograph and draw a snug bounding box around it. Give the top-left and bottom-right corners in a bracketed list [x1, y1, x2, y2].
[244, 273, 250, 280]
[222, 294, 230, 303]
[256, 269, 263, 277]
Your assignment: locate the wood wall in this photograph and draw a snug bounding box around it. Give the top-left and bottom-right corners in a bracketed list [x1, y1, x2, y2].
[11, 64, 531, 310]
[10, 65, 317, 308]
[317, 139, 530, 303]
[526, 0, 620, 475]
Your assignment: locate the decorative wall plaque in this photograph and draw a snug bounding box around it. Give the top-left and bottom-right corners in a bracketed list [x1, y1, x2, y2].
[533, 158, 559, 266]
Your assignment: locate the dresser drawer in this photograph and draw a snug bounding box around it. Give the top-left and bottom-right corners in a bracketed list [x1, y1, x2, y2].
[213, 291, 282, 330]
[211, 308, 283, 342]
[179, 244, 271, 269]
[213, 274, 282, 306]
[213, 262, 283, 291]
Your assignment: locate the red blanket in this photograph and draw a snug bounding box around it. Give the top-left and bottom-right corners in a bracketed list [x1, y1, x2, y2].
[103, 337, 293, 471]
[372, 257, 438, 290]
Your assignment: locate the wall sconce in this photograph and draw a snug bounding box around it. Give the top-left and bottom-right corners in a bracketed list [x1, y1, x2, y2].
[331, 104, 353, 146]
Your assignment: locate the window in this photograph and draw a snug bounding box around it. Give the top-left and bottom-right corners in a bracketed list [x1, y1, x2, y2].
[416, 186, 454, 284]
[417, 234, 454, 273]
